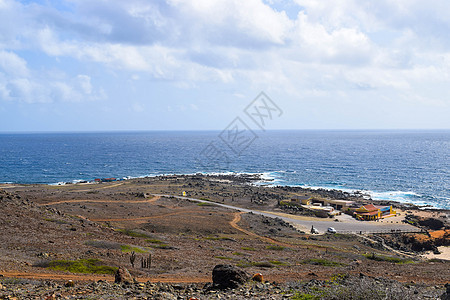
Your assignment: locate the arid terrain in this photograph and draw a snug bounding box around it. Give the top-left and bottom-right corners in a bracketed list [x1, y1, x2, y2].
[0, 174, 449, 299]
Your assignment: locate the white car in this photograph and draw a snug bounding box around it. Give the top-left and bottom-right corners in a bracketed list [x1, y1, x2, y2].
[327, 227, 337, 233]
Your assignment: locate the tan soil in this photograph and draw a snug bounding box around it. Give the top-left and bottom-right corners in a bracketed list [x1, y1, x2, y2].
[1, 176, 449, 286]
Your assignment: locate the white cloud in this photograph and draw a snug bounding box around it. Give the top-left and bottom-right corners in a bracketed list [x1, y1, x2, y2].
[0, 0, 449, 126]
[131, 102, 144, 112]
[0, 50, 29, 77]
[0, 49, 105, 103]
[77, 75, 92, 95]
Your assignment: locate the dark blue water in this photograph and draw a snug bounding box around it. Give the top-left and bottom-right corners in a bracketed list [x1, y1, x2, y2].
[0, 130, 449, 209]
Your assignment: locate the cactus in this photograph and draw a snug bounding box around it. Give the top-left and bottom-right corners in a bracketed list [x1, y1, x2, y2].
[141, 253, 151, 269]
[130, 251, 136, 268]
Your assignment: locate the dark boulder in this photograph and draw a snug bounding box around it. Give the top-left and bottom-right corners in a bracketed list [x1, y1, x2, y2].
[441, 283, 450, 300]
[419, 218, 444, 230]
[212, 264, 249, 289]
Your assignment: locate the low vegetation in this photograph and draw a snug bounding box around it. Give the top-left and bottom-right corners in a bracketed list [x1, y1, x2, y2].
[300, 258, 345, 267]
[364, 253, 414, 264]
[146, 238, 164, 244]
[151, 244, 175, 250]
[116, 228, 151, 238]
[120, 244, 148, 253]
[47, 259, 117, 274]
[266, 245, 285, 251]
[269, 260, 288, 266]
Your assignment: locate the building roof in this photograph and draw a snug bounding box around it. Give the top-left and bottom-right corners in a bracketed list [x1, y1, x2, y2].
[356, 204, 378, 212]
[358, 211, 379, 216]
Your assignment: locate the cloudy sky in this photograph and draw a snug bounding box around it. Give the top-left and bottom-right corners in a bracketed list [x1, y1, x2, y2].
[1, 0, 450, 131]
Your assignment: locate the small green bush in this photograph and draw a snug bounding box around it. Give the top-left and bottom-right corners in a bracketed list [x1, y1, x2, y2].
[48, 259, 117, 274]
[120, 245, 148, 253]
[116, 229, 151, 238]
[269, 260, 288, 266]
[364, 253, 413, 264]
[266, 245, 285, 251]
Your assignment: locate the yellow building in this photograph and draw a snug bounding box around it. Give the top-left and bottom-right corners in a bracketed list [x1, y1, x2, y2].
[354, 204, 395, 220]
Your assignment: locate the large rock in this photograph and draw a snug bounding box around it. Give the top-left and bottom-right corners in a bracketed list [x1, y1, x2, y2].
[114, 267, 133, 284]
[419, 217, 444, 230]
[441, 283, 450, 300]
[212, 264, 249, 289]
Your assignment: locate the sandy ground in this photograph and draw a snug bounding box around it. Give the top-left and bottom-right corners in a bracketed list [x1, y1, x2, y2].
[1, 175, 449, 286]
[422, 246, 450, 260]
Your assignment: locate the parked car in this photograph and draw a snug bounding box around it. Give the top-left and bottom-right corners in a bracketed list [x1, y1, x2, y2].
[327, 227, 337, 233]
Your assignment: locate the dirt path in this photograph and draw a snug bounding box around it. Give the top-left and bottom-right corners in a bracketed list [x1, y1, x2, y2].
[229, 212, 292, 247]
[0, 271, 210, 283]
[38, 196, 161, 207]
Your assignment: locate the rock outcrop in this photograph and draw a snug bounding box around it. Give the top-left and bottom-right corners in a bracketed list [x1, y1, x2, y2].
[114, 267, 133, 285]
[212, 264, 249, 289]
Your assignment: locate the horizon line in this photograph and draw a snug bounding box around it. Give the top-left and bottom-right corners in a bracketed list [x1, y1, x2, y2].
[1, 128, 450, 134]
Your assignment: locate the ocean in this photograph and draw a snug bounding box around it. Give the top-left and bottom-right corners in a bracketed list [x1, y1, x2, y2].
[0, 130, 449, 209]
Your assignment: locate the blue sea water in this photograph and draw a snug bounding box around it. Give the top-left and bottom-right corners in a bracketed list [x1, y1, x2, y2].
[0, 130, 449, 209]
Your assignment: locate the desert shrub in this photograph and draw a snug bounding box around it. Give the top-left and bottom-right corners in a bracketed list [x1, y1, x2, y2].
[48, 259, 117, 274]
[33, 260, 50, 268]
[364, 253, 413, 264]
[266, 245, 285, 251]
[120, 245, 148, 253]
[146, 238, 164, 244]
[269, 260, 288, 266]
[151, 244, 176, 250]
[300, 258, 345, 267]
[241, 247, 256, 251]
[116, 229, 151, 238]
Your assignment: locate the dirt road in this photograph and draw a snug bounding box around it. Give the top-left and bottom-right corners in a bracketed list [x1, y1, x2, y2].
[153, 194, 419, 234]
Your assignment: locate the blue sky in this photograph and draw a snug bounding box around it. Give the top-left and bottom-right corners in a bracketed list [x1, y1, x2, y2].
[1, 0, 450, 131]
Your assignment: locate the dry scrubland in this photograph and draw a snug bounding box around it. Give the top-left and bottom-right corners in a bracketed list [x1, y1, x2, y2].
[0, 174, 449, 299]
